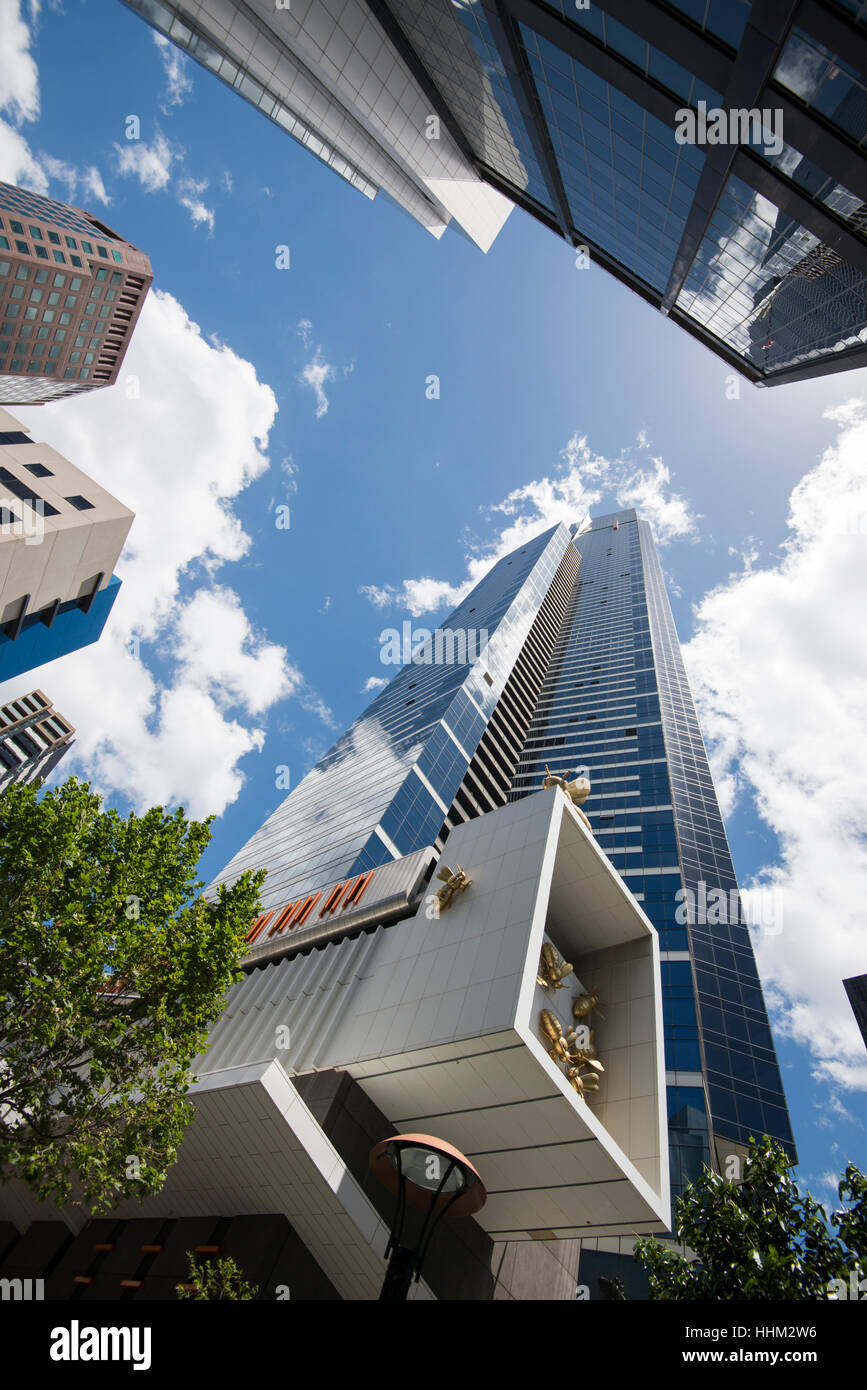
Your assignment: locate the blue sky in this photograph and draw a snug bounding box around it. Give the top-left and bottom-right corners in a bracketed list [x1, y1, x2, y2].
[1, 0, 865, 1210]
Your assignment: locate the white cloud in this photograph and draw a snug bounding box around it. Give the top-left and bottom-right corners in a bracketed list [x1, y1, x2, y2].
[360, 429, 697, 616]
[300, 349, 337, 419]
[0, 116, 45, 189]
[114, 132, 177, 193]
[0, 0, 45, 191]
[39, 153, 111, 207]
[362, 676, 388, 694]
[0, 290, 333, 818]
[221, 170, 233, 194]
[0, 5, 109, 205]
[154, 31, 193, 111]
[177, 174, 214, 233]
[682, 398, 867, 1092]
[0, 0, 39, 126]
[297, 322, 353, 419]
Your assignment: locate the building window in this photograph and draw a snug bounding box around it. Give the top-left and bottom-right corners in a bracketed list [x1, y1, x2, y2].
[34, 246, 48, 260]
[65, 495, 93, 510]
[47, 231, 60, 245]
[23, 463, 52, 478]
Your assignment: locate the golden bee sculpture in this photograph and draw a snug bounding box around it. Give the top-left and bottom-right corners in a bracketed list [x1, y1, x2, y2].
[541, 765, 593, 833]
[572, 988, 604, 1022]
[434, 863, 472, 912]
[537, 942, 574, 990]
[538, 1008, 604, 1100]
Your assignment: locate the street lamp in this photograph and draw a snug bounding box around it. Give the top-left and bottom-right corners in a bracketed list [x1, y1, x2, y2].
[369, 1132, 487, 1300]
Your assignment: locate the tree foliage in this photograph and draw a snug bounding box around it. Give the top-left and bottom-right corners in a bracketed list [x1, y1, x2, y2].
[634, 1136, 867, 1299]
[0, 776, 263, 1214]
[176, 1252, 259, 1301]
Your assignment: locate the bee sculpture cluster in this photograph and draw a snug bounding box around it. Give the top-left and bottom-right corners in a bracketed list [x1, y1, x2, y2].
[537, 943, 605, 1101]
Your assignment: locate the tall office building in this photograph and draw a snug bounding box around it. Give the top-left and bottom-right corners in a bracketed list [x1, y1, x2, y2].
[210, 509, 794, 1290]
[0, 408, 134, 681]
[0, 514, 793, 1300]
[0, 688, 74, 792]
[0, 182, 152, 405]
[120, 0, 867, 385]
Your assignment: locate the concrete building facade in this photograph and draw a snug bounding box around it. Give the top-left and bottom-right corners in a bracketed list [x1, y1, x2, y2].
[0, 407, 133, 682]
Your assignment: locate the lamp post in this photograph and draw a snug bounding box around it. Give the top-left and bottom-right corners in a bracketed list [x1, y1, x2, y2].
[369, 1133, 486, 1300]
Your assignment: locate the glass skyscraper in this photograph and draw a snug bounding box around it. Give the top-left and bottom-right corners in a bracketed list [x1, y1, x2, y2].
[210, 521, 580, 910]
[210, 510, 794, 1280]
[121, 0, 867, 385]
[509, 512, 794, 1237]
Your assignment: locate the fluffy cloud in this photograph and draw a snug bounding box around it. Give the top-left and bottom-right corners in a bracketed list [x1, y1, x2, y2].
[683, 399, 867, 1092]
[40, 154, 110, 206]
[0, 291, 332, 818]
[177, 174, 214, 233]
[0, 0, 45, 190]
[0, 5, 108, 209]
[0, 0, 39, 126]
[362, 676, 388, 693]
[114, 132, 178, 193]
[361, 429, 697, 616]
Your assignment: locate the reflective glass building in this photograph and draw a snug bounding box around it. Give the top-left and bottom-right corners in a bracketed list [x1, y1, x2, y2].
[210, 521, 580, 909]
[122, 0, 867, 384]
[211, 510, 794, 1271]
[509, 511, 794, 1245]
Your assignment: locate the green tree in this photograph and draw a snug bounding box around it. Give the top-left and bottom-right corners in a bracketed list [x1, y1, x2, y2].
[0, 776, 263, 1214]
[634, 1137, 867, 1299]
[176, 1252, 259, 1301]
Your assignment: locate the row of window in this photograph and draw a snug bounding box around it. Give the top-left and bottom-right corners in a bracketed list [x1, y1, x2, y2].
[0, 211, 122, 267]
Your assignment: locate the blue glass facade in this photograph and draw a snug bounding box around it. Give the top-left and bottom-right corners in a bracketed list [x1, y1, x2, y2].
[0, 573, 121, 682]
[510, 510, 794, 1213]
[385, 0, 867, 385]
[209, 522, 576, 911]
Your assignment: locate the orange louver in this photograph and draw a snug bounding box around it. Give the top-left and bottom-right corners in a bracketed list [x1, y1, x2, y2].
[295, 892, 322, 927]
[320, 880, 353, 917]
[344, 870, 374, 908]
[268, 900, 300, 936]
[246, 910, 274, 944]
